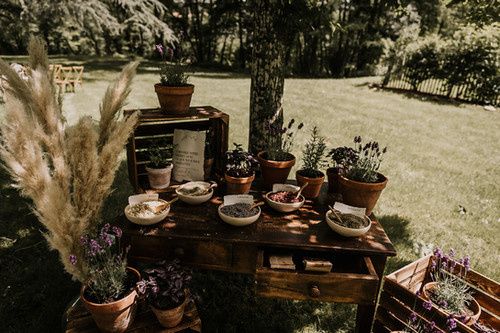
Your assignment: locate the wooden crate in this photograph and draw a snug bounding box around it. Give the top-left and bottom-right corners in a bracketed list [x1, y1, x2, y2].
[125, 106, 229, 193]
[374, 255, 500, 333]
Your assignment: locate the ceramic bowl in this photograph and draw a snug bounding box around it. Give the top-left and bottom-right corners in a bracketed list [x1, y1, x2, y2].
[175, 181, 214, 205]
[218, 205, 261, 227]
[325, 210, 371, 237]
[124, 199, 170, 225]
[264, 192, 305, 213]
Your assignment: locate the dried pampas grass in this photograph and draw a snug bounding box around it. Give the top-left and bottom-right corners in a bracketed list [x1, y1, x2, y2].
[0, 37, 138, 282]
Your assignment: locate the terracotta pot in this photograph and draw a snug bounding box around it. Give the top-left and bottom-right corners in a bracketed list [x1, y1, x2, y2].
[225, 173, 255, 194]
[154, 84, 194, 114]
[326, 167, 341, 194]
[257, 151, 295, 189]
[295, 170, 325, 199]
[150, 294, 188, 328]
[81, 267, 140, 333]
[422, 282, 481, 326]
[204, 158, 214, 181]
[338, 173, 387, 216]
[146, 164, 173, 189]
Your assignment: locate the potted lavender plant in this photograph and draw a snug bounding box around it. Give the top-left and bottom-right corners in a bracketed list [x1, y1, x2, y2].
[146, 140, 174, 189]
[326, 146, 357, 194]
[295, 126, 327, 199]
[224, 143, 259, 194]
[74, 224, 140, 333]
[257, 118, 303, 189]
[154, 44, 194, 114]
[137, 259, 193, 328]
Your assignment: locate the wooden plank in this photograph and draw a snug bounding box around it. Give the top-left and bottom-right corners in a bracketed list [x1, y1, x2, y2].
[375, 306, 407, 331]
[372, 320, 391, 333]
[387, 255, 431, 284]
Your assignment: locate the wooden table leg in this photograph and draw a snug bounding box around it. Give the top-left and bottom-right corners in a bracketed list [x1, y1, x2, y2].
[354, 256, 387, 333]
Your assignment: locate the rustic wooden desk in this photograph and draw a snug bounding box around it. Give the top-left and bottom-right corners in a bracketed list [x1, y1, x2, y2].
[122, 187, 396, 333]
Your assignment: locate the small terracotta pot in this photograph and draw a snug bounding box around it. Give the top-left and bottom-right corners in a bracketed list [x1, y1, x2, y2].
[225, 173, 255, 194]
[154, 84, 194, 114]
[81, 267, 140, 333]
[204, 158, 214, 181]
[150, 294, 188, 328]
[326, 167, 341, 194]
[295, 170, 325, 199]
[338, 173, 387, 216]
[257, 151, 295, 189]
[422, 282, 481, 326]
[146, 164, 173, 189]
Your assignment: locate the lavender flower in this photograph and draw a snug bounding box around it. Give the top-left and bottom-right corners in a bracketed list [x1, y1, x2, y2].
[433, 247, 443, 259]
[69, 254, 77, 265]
[155, 44, 164, 56]
[89, 239, 102, 256]
[112, 226, 122, 238]
[447, 316, 457, 330]
[463, 256, 471, 272]
[409, 312, 417, 323]
[423, 300, 433, 311]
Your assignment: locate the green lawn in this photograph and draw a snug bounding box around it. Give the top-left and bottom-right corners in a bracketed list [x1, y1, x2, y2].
[1, 57, 499, 332]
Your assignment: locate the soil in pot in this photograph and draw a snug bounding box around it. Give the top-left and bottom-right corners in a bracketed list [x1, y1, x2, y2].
[225, 173, 255, 194]
[155, 84, 194, 114]
[296, 170, 325, 199]
[150, 293, 188, 328]
[81, 267, 140, 333]
[338, 173, 387, 216]
[146, 164, 173, 190]
[257, 151, 295, 189]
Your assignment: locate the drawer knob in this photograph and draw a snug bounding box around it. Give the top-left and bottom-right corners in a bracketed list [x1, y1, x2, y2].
[309, 284, 321, 298]
[174, 247, 185, 256]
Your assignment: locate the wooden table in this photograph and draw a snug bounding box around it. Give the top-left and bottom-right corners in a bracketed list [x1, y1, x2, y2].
[122, 186, 396, 333]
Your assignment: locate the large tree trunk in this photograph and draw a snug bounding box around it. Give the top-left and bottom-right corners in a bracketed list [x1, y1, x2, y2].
[248, 0, 285, 154]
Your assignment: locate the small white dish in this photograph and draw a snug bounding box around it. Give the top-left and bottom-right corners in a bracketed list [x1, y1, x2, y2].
[325, 210, 371, 237]
[265, 192, 305, 213]
[175, 181, 214, 205]
[218, 204, 261, 227]
[125, 199, 170, 225]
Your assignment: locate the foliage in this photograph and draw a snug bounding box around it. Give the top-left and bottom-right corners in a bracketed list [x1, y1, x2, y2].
[264, 118, 303, 161]
[74, 224, 128, 304]
[224, 143, 259, 178]
[0, 38, 138, 282]
[327, 146, 358, 172]
[137, 259, 192, 309]
[147, 139, 173, 169]
[155, 44, 190, 86]
[299, 126, 327, 178]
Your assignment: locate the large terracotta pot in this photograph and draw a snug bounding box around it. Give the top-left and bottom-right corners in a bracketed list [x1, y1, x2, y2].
[257, 151, 295, 189]
[225, 173, 255, 194]
[81, 267, 140, 333]
[295, 170, 325, 199]
[150, 293, 188, 328]
[146, 164, 173, 189]
[422, 282, 481, 326]
[338, 173, 387, 216]
[326, 167, 341, 194]
[154, 84, 194, 114]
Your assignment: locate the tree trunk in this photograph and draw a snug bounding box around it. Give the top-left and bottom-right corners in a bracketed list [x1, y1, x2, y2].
[248, 0, 285, 154]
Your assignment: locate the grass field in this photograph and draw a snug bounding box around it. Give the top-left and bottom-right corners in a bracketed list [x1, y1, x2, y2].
[0, 57, 499, 332]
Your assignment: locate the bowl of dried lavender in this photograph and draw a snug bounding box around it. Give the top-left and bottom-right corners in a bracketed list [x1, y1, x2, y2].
[218, 203, 261, 227]
[325, 210, 371, 237]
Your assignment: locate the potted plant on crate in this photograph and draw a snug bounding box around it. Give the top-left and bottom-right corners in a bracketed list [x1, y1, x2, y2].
[296, 126, 327, 199]
[330, 136, 388, 215]
[154, 44, 194, 114]
[224, 143, 259, 194]
[146, 140, 174, 189]
[76, 225, 140, 333]
[137, 259, 193, 328]
[257, 119, 303, 188]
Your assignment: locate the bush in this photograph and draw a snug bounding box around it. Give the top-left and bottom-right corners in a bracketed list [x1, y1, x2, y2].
[402, 34, 442, 91]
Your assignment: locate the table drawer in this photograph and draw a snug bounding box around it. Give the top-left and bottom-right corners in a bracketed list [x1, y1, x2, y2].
[128, 236, 232, 270]
[255, 250, 379, 304]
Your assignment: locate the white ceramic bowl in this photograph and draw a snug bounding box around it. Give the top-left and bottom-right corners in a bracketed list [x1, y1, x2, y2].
[175, 181, 214, 205]
[265, 192, 305, 213]
[124, 199, 170, 226]
[325, 210, 371, 237]
[218, 204, 261, 227]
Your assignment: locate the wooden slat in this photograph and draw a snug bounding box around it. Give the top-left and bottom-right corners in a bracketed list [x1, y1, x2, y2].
[372, 320, 391, 333]
[387, 255, 431, 284]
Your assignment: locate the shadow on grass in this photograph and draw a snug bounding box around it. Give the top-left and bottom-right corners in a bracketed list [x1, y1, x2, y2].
[378, 214, 415, 274]
[374, 86, 467, 107]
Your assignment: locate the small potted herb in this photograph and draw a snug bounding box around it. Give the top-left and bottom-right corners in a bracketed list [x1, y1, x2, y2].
[73, 224, 140, 333]
[154, 44, 194, 114]
[146, 140, 174, 190]
[224, 143, 259, 194]
[330, 136, 388, 215]
[257, 118, 303, 189]
[295, 126, 327, 199]
[136, 259, 192, 328]
[326, 146, 357, 194]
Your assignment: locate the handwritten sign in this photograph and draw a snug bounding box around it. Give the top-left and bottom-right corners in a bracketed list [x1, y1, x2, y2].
[223, 195, 254, 206]
[129, 193, 158, 205]
[172, 129, 206, 182]
[272, 184, 300, 193]
[333, 202, 366, 216]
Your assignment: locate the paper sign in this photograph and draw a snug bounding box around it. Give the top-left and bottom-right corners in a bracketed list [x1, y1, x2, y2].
[272, 184, 300, 193]
[172, 129, 206, 182]
[333, 202, 366, 216]
[223, 195, 254, 206]
[129, 193, 158, 205]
